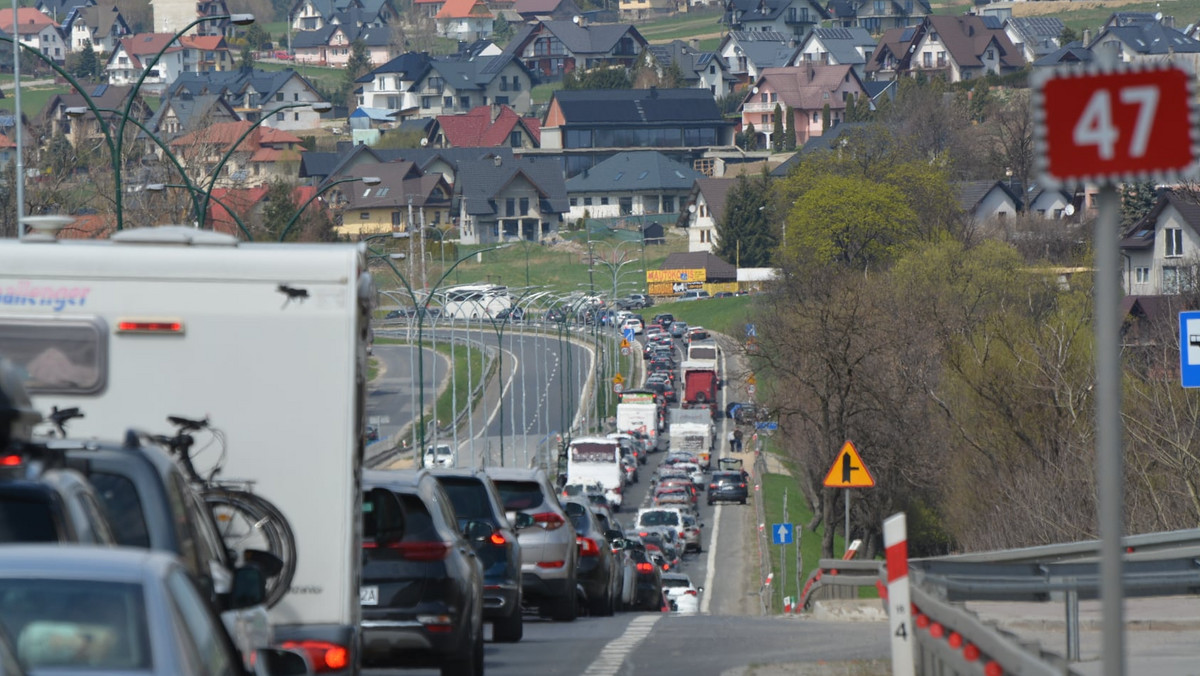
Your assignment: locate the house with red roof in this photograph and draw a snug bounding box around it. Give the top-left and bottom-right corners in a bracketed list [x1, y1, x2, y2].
[741, 63, 866, 147]
[0, 8, 66, 63]
[0, 133, 16, 166]
[435, 0, 493, 41]
[180, 35, 234, 72]
[170, 120, 303, 188]
[106, 34, 186, 92]
[431, 104, 540, 149]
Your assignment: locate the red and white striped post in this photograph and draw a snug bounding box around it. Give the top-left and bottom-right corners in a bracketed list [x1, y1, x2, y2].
[884, 513, 915, 676]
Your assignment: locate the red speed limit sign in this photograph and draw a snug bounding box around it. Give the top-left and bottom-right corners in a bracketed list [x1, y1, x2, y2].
[1034, 64, 1199, 186]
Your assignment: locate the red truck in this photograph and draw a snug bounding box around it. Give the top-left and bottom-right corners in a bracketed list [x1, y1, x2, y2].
[682, 365, 719, 416]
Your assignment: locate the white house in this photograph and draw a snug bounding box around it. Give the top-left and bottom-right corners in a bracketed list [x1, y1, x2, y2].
[677, 177, 736, 253]
[1, 8, 66, 64]
[792, 26, 875, 79]
[106, 34, 186, 92]
[957, 180, 1020, 227]
[435, 0, 492, 42]
[1121, 191, 1200, 296]
[564, 150, 702, 221]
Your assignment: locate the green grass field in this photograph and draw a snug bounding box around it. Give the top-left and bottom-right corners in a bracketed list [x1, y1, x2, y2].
[645, 295, 755, 338]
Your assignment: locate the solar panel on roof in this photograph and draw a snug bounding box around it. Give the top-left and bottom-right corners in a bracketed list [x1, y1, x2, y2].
[900, 27, 915, 41]
[92, 84, 108, 97]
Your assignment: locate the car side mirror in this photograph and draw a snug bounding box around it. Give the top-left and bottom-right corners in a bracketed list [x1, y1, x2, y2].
[228, 565, 267, 610]
[464, 520, 495, 541]
[253, 647, 310, 676]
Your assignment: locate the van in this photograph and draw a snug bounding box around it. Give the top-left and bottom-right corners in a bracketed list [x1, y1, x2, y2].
[0, 227, 371, 673]
[679, 290, 710, 301]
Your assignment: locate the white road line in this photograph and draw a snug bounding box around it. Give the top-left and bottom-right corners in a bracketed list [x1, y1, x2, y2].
[581, 615, 663, 676]
[701, 502, 721, 614]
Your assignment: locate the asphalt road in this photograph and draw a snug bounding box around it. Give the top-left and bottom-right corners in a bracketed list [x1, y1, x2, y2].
[365, 343, 445, 457]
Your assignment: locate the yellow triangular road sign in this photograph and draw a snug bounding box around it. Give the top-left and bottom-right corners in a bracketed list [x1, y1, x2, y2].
[612, 373, 625, 385]
[823, 441, 875, 488]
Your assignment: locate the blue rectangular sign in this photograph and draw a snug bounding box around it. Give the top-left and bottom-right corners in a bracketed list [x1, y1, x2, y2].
[623, 328, 635, 343]
[745, 323, 757, 338]
[771, 523, 793, 545]
[1181, 312, 1200, 387]
[756, 422, 778, 431]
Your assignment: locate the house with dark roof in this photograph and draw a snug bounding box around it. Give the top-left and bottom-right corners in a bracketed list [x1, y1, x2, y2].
[503, 20, 647, 81]
[430, 104, 540, 149]
[38, 84, 152, 150]
[874, 14, 1024, 82]
[304, 143, 515, 186]
[1031, 40, 1092, 72]
[864, 25, 915, 78]
[1089, 20, 1200, 73]
[435, 0, 493, 41]
[645, 40, 737, 98]
[792, 26, 876, 79]
[512, 0, 582, 22]
[164, 69, 327, 131]
[37, 0, 91, 24]
[147, 93, 239, 139]
[406, 52, 535, 117]
[540, 88, 735, 176]
[336, 160, 453, 237]
[1025, 186, 1076, 220]
[956, 179, 1020, 227]
[454, 154, 567, 243]
[825, 0, 930, 33]
[357, 51, 432, 113]
[722, 0, 827, 41]
[564, 150, 702, 220]
[292, 21, 394, 66]
[717, 31, 799, 85]
[741, 64, 866, 148]
[676, 176, 735, 252]
[64, 1, 129, 54]
[1003, 16, 1062, 63]
[1121, 191, 1200, 296]
[289, 0, 397, 31]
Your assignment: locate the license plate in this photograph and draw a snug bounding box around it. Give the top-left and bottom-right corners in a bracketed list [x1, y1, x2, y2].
[360, 586, 379, 606]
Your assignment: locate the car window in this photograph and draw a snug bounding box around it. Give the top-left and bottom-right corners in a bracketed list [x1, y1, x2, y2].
[0, 578, 150, 670]
[662, 577, 690, 588]
[639, 511, 678, 527]
[165, 568, 237, 676]
[165, 473, 203, 580]
[365, 492, 438, 543]
[79, 490, 117, 544]
[88, 472, 151, 548]
[0, 494, 58, 543]
[427, 483, 463, 537]
[438, 478, 497, 529]
[494, 480, 545, 512]
[186, 488, 231, 568]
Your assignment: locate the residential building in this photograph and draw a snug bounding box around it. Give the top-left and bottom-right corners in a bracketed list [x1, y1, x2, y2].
[825, 0, 931, 34]
[741, 64, 866, 148]
[645, 40, 737, 98]
[292, 22, 394, 66]
[1121, 191, 1200, 296]
[1089, 20, 1200, 73]
[37, 0, 92, 24]
[718, 31, 799, 85]
[38, 84, 153, 149]
[1003, 16, 1063, 64]
[300, 144, 515, 186]
[454, 154, 568, 243]
[503, 19, 647, 81]
[512, 0, 583, 22]
[170, 120, 303, 188]
[0, 8, 66, 64]
[956, 179, 1020, 227]
[721, 0, 827, 42]
[564, 150, 702, 220]
[289, 0, 396, 31]
[541, 87, 735, 176]
[431, 104, 540, 149]
[0, 133, 15, 166]
[106, 34, 185, 92]
[151, 0, 230, 36]
[407, 52, 535, 117]
[64, 1, 130, 54]
[619, 0, 675, 22]
[870, 14, 1025, 82]
[165, 69, 327, 131]
[791, 26, 875, 79]
[356, 51, 432, 111]
[180, 34, 233, 72]
[1031, 40, 1092, 73]
[435, 0, 493, 41]
[335, 161, 453, 237]
[864, 24, 916, 79]
[412, 0, 446, 19]
[1025, 187, 1076, 220]
[147, 92, 239, 139]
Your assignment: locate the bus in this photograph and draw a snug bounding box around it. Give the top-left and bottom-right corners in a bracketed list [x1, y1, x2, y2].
[439, 283, 512, 320]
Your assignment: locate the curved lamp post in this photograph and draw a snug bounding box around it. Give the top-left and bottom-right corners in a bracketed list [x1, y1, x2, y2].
[145, 182, 252, 239]
[278, 175, 380, 241]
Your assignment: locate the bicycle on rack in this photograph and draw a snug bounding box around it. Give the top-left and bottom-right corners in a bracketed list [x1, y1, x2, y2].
[149, 415, 298, 609]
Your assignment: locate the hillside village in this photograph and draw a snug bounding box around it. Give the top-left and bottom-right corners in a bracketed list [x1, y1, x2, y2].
[1, 0, 1198, 301]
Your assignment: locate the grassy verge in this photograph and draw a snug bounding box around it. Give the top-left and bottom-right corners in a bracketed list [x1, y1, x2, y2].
[367, 355, 380, 381]
[648, 295, 756, 337]
[374, 336, 488, 443]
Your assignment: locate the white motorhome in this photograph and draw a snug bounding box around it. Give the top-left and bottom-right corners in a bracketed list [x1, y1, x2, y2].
[0, 227, 372, 673]
[616, 391, 660, 449]
[566, 436, 625, 511]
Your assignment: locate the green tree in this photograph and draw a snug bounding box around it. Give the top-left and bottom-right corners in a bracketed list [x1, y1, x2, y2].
[661, 61, 685, 89]
[715, 173, 776, 267]
[564, 67, 632, 90]
[739, 122, 757, 150]
[1059, 25, 1079, 45]
[771, 103, 783, 152]
[783, 105, 796, 151]
[492, 14, 515, 44]
[66, 41, 101, 79]
[783, 174, 918, 268]
[245, 24, 270, 50]
[821, 102, 831, 133]
[845, 92, 872, 122]
[1121, 182, 1159, 229]
[260, 178, 335, 242]
[240, 42, 255, 69]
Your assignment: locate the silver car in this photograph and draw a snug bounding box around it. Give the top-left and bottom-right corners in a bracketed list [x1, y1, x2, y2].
[485, 467, 580, 622]
[0, 545, 306, 675]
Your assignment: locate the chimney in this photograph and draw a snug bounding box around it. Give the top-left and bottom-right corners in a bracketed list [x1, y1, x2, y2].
[491, 102, 502, 122]
[690, 38, 699, 50]
[1082, 28, 1091, 47]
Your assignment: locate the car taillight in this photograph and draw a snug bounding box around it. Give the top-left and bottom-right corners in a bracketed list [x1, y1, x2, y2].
[363, 541, 451, 561]
[536, 560, 566, 568]
[577, 536, 600, 556]
[709, 483, 717, 489]
[636, 562, 653, 573]
[532, 512, 566, 530]
[0, 454, 21, 467]
[489, 532, 506, 546]
[685, 589, 698, 596]
[280, 640, 349, 673]
[739, 483, 746, 488]
[662, 563, 670, 571]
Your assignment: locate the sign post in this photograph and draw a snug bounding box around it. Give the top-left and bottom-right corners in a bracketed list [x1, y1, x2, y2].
[823, 441, 875, 555]
[1035, 59, 1198, 676]
[883, 513, 914, 676]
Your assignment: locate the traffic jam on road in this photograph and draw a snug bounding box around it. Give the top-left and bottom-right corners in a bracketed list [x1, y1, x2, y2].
[358, 311, 746, 675]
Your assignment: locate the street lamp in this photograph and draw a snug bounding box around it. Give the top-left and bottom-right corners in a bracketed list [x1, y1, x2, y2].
[278, 175, 380, 241]
[145, 182, 252, 239]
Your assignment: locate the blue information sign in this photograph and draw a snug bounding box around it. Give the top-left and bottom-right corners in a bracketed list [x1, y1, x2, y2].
[623, 327, 635, 343]
[771, 523, 793, 545]
[1181, 312, 1200, 387]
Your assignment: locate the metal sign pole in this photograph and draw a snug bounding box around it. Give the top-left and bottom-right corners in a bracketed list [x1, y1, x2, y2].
[844, 489, 850, 556]
[781, 488, 787, 611]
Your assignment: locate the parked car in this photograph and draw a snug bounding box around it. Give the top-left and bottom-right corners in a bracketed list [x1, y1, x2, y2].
[679, 290, 710, 301]
[562, 500, 620, 616]
[431, 468, 530, 643]
[360, 469, 485, 674]
[0, 545, 305, 676]
[486, 467, 580, 621]
[712, 291, 735, 298]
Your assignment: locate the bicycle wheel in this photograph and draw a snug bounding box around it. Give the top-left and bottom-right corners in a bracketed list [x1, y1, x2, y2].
[203, 488, 298, 609]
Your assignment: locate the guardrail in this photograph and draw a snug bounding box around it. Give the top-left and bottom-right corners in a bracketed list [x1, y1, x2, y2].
[799, 559, 883, 611]
[926, 528, 1200, 564]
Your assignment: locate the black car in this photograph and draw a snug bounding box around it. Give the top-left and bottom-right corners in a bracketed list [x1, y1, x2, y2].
[562, 500, 619, 616]
[0, 450, 115, 545]
[652, 313, 674, 329]
[622, 541, 665, 611]
[360, 469, 486, 674]
[385, 310, 403, 320]
[708, 471, 749, 505]
[496, 306, 525, 322]
[432, 468, 530, 643]
[644, 378, 677, 403]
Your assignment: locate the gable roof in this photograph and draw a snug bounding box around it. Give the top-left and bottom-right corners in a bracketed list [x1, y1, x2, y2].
[170, 120, 303, 150]
[925, 14, 1023, 69]
[67, 1, 125, 37]
[114, 34, 182, 67]
[803, 26, 876, 65]
[735, 37, 799, 70]
[147, 93, 238, 135]
[956, 179, 1019, 213]
[660, 251, 736, 279]
[1121, 191, 1200, 249]
[692, 177, 736, 221]
[0, 7, 58, 34]
[723, 0, 828, 25]
[1097, 22, 1200, 55]
[358, 50, 432, 83]
[38, 83, 149, 126]
[566, 150, 702, 192]
[435, 0, 492, 19]
[37, 0, 93, 22]
[454, 155, 567, 216]
[435, 104, 540, 147]
[750, 64, 862, 110]
[166, 69, 319, 109]
[1005, 16, 1063, 42]
[646, 41, 734, 84]
[525, 20, 645, 55]
[549, 88, 727, 126]
[1032, 40, 1093, 67]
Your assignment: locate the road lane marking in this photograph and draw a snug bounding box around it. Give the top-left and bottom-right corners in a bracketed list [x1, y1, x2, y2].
[701, 502, 720, 614]
[581, 615, 662, 676]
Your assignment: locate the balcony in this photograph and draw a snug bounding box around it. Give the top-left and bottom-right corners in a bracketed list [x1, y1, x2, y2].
[742, 101, 775, 114]
[785, 10, 816, 24]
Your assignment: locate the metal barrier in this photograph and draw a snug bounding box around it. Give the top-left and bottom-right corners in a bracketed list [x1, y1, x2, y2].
[799, 559, 883, 610]
[927, 528, 1200, 564]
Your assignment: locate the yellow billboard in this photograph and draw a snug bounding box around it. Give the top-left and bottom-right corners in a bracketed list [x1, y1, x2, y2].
[646, 268, 707, 284]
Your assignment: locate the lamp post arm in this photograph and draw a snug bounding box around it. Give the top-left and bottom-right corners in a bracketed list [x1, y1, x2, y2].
[202, 101, 309, 224]
[103, 112, 204, 223]
[162, 183, 252, 240]
[278, 175, 357, 242]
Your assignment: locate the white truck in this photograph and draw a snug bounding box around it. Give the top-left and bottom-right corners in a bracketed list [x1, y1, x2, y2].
[615, 392, 659, 451]
[566, 436, 625, 511]
[0, 226, 372, 674]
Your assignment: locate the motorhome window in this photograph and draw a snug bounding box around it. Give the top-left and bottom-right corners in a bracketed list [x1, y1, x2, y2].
[689, 347, 717, 360]
[569, 443, 618, 463]
[0, 318, 107, 395]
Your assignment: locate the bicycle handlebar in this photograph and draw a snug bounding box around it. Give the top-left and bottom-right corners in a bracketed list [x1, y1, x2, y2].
[168, 415, 209, 432]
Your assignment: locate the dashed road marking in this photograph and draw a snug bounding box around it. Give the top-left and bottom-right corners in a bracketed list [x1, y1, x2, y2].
[581, 615, 663, 676]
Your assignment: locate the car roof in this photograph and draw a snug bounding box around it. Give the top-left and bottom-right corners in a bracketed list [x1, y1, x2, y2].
[661, 572, 692, 583]
[0, 544, 174, 581]
[363, 468, 424, 489]
[483, 466, 545, 481]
